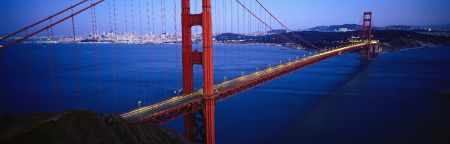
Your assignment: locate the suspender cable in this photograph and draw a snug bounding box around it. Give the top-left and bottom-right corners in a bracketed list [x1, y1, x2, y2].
[146, 0, 152, 37]
[259, 2, 261, 34]
[235, 0, 302, 48]
[130, 0, 135, 34]
[254, 0, 320, 50]
[132, 0, 140, 107]
[236, 0, 240, 78]
[138, 0, 143, 36]
[111, 0, 120, 111]
[161, 0, 168, 97]
[90, 0, 103, 112]
[144, 0, 151, 106]
[108, 0, 113, 33]
[18, 38, 26, 112]
[124, 0, 133, 107]
[173, 0, 180, 91]
[124, 0, 129, 33]
[248, 0, 251, 35]
[150, 0, 156, 103]
[113, 0, 118, 34]
[0, 0, 89, 42]
[47, 19, 58, 100]
[214, 0, 218, 69]
[1, 0, 106, 49]
[90, 0, 99, 38]
[0, 49, 7, 112]
[230, 0, 234, 77]
[131, 0, 140, 108]
[71, 8, 82, 109]
[224, 0, 228, 76]
[138, 0, 146, 106]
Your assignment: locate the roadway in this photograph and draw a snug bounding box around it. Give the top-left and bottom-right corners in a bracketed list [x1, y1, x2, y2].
[121, 40, 379, 124]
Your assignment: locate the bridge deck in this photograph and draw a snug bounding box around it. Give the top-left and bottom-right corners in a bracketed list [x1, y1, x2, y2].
[121, 41, 378, 124]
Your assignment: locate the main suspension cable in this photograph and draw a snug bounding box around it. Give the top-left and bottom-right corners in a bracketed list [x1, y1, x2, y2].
[254, 0, 320, 50]
[235, 0, 302, 48]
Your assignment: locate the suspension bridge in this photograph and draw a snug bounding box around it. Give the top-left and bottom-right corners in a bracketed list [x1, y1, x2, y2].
[0, 0, 381, 143]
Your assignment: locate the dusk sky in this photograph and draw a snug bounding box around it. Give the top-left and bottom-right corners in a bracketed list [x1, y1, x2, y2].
[1, 0, 449, 35]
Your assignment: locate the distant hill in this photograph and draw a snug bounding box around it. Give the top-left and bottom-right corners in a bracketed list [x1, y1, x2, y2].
[215, 30, 450, 51]
[304, 24, 361, 32]
[378, 24, 450, 31]
[305, 24, 450, 32]
[412, 24, 450, 31]
[0, 111, 187, 144]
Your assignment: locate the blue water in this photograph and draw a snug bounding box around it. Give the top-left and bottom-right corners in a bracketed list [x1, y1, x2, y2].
[1, 43, 449, 143]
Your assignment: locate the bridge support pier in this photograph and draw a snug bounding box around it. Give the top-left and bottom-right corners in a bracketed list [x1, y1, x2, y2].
[361, 43, 382, 61]
[181, 0, 215, 143]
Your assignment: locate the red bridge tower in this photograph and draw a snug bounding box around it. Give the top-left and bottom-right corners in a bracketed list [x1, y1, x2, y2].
[181, 0, 215, 143]
[360, 11, 377, 60]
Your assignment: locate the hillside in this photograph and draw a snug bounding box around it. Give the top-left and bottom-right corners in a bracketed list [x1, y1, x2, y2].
[215, 30, 450, 51]
[0, 111, 187, 144]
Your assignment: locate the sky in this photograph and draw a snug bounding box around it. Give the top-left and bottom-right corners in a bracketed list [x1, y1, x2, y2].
[0, 0, 449, 36]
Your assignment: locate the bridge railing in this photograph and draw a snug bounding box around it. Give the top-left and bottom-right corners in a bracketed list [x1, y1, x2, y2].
[120, 41, 372, 123]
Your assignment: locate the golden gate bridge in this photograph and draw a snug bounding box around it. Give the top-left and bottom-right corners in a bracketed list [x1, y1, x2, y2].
[0, 0, 381, 143]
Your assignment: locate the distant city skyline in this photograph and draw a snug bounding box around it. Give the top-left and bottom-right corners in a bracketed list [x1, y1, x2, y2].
[1, 0, 449, 35]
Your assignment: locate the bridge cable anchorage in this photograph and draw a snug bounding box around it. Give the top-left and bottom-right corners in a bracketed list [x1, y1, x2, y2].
[0, 0, 106, 49]
[254, 0, 320, 50]
[235, 0, 302, 49]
